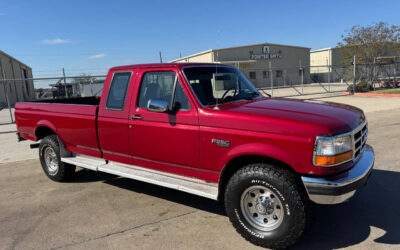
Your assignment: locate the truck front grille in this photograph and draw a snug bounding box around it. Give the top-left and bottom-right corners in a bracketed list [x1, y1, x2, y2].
[353, 123, 368, 159]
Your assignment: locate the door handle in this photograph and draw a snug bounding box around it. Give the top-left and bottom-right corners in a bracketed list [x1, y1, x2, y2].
[130, 115, 143, 120]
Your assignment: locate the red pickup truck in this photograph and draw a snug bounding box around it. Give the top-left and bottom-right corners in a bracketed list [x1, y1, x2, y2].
[15, 63, 374, 249]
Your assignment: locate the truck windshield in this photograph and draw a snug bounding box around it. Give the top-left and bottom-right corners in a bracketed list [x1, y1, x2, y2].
[183, 66, 261, 106]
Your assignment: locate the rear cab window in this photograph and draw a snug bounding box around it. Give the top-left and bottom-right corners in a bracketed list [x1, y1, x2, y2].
[106, 72, 132, 110]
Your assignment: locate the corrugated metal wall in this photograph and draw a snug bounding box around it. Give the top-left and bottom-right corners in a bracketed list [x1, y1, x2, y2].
[0, 51, 34, 107]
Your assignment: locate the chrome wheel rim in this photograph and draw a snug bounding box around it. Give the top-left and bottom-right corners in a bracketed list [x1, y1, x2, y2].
[240, 185, 284, 231]
[44, 146, 58, 175]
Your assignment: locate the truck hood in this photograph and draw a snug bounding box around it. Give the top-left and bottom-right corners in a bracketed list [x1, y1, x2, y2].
[204, 98, 365, 137]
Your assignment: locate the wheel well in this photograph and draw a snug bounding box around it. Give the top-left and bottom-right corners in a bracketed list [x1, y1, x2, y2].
[35, 126, 56, 140]
[218, 155, 299, 201]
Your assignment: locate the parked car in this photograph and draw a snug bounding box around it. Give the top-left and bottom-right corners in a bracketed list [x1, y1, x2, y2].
[15, 63, 374, 249]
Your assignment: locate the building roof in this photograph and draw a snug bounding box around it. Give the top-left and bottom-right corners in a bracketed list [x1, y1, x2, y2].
[310, 47, 340, 53]
[169, 50, 213, 62]
[110, 62, 228, 71]
[170, 42, 311, 62]
[0, 50, 32, 69]
[215, 42, 311, 51]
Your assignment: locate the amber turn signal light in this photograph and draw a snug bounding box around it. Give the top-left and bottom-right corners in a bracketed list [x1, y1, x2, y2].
[314, 151, 353, 166]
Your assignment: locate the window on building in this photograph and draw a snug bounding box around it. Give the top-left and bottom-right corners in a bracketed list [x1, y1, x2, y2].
[138, 71, 190, 111]
[249, 71, 256, 79]
[276, 70, 283, 78]
[106, 72, 131, 110]
[262, 71, 270, 79]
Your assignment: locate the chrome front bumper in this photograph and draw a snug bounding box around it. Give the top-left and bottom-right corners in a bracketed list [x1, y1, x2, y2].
[302, 144, 374, 204]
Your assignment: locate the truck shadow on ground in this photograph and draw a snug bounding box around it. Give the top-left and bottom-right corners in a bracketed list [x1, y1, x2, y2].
[293, 168, 400, 249]
[72, 168, 399, 249]
[72, 169, 226, 215]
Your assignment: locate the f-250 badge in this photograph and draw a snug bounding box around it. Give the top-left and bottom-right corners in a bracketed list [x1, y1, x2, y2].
[211, 138, 231, 148]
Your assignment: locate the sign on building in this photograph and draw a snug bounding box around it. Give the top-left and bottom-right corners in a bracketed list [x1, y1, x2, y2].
[250, 46, 282, 60]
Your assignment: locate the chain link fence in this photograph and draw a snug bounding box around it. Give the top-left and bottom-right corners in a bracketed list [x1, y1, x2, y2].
[244, 64, 352, 98]
[1, 61, 398, 124]
[245, 62, 398, 97]
[0, 75, 106, 124]
[356, 62, 400, 89]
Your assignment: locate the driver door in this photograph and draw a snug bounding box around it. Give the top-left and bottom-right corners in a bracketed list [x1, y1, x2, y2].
[128, 68, 200, 176]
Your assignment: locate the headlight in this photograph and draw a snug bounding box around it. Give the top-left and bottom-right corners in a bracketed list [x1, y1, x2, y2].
[314, 134, 353, 166]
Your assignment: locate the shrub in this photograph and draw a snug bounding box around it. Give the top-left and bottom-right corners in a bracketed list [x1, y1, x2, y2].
[347, 81, 373, 92]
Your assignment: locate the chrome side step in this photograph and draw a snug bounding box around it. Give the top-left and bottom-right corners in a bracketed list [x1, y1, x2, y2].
[61, 155, 106, 171]
[61, 155, 218, 200]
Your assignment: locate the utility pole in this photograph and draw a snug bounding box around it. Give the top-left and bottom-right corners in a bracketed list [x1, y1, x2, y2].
[373, 57, 376, 90]
[299, 60, 304, 94]
[62, 68, 67, 98]
[269, 61, 273, 97]
[326, 57, 330, 92]
[353, 55, 357, 93]
[159, 52, 163, 63]
[393, 58, 397, 89]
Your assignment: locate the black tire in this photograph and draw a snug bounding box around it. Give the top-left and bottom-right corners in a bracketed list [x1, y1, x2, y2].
[224, 163, 309, 249]
[39, 135, 75, 182]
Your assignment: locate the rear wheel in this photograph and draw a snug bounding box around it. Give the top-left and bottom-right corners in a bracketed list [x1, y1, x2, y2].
[39, 135, 75, 182]
[224, 163, 309, 249]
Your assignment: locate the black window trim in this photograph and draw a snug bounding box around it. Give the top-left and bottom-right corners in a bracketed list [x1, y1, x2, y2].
[105, 71, 132, 111]
[137, 70, 192, 112]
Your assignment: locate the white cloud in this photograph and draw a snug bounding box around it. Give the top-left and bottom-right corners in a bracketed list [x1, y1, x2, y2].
[41, 38, 71, 44]
[87, 54, 106, 59]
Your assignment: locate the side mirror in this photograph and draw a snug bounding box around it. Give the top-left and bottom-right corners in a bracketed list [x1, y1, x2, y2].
[147, 99, 168, 113]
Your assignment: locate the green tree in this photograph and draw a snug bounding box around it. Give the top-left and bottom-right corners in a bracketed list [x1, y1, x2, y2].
[338, 22, 400, 64]
[338, 22, 400, 86]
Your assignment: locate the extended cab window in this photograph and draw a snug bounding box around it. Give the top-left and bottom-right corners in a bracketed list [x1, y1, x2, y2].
[106, 72, 131, 110]
[138, 71, 190, 111]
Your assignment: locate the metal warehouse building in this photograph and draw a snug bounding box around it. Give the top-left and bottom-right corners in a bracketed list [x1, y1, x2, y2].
[0, 50, 34, 107]
[171, 43, 311, 87]
[310, 47, 344, 82]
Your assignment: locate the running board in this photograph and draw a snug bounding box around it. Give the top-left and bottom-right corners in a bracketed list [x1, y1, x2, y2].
[61, 155, 218, 200]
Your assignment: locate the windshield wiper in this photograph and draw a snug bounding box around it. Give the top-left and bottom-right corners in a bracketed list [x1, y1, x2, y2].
[242, 91, 260, 100]
[220, 92, 261, 104]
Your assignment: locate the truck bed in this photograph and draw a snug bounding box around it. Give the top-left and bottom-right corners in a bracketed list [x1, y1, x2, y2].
[15, 96, 102, 158]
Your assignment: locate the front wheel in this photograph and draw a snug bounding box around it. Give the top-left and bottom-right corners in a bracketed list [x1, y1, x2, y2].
[224, 163, 309, 249]
[39, 135, 75, 182]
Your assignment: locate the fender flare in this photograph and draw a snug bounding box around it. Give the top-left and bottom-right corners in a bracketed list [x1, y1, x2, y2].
[220, 143, 297, 173]
[217, 143, 299, 201]
[35, 121, 71, 157]
[35, 120, 57, 138]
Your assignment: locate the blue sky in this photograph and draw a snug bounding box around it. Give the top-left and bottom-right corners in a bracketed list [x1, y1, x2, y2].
[1, 0, 399, 77]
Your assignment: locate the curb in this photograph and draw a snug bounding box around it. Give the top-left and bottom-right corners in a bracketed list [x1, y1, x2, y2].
[342, 92, 400, 97]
